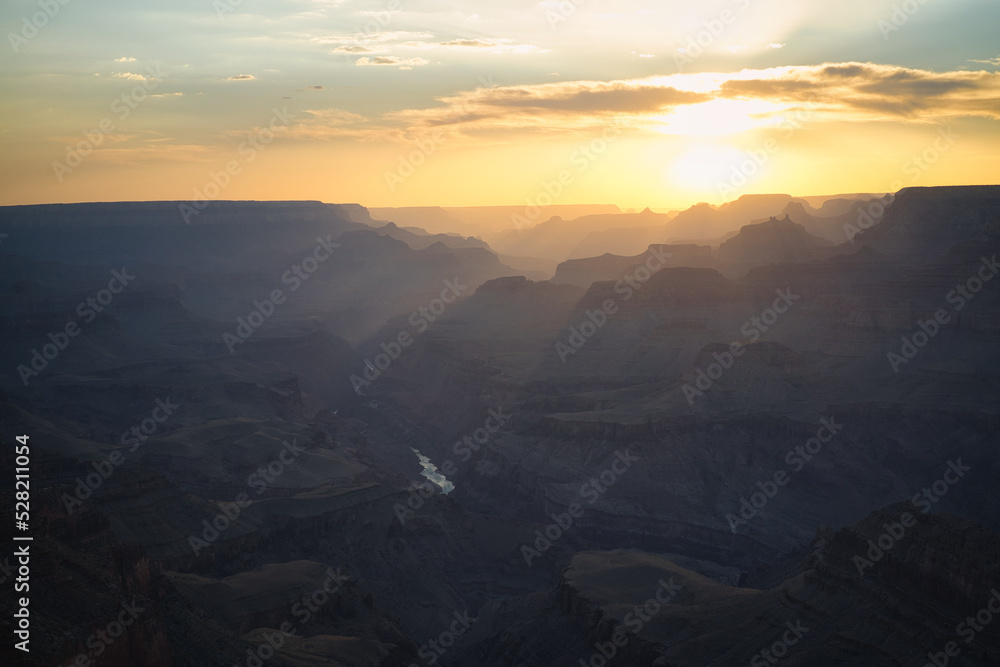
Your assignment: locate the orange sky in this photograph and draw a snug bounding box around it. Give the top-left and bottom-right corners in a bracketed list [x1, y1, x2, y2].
[1, 1, 998, 210]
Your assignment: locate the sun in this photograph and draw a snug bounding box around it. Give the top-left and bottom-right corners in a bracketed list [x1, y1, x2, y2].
[669, 143, 748, 195]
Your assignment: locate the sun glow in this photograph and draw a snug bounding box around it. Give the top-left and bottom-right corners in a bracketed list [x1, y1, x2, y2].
[654, 99, 787, 137]
[669, 143, 748, 193]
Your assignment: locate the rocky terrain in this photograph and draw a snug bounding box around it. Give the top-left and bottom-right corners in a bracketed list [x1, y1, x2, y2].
[1, 186, 998, 666]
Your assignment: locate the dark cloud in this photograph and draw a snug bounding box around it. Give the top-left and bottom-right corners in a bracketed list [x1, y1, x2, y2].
[823, 64, 867, 77]
[856, 77, 978, 99]
[717, 63, 1000, 118]
[719, 78, 821, 99]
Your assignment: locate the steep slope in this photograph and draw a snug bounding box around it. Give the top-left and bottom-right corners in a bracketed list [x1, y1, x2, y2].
[715, 215, 836, 277]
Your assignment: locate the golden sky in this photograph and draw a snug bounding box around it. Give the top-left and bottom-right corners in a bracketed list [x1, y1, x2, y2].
[1, 0, 999, 209]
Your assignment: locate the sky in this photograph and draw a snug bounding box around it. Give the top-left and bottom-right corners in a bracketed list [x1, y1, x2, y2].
[1, 0, 999, 210]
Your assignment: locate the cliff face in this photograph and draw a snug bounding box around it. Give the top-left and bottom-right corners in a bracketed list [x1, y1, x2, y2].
[716, 215, 836, 277]
[3, 188, 1000, 666]
[375, 187, 1000, 618]
[860, 186, 1000, 261]
[0, 429, 237, 667]
[447, 508, 1000, 667]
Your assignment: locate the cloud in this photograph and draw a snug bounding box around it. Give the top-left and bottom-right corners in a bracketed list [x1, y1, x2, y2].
[385, 79, 710, 135]
[47, 132, 213, 164]
[306, 85, 324, 90]
[969, 56, 1000, 67]
[227, 74, 256, 80]
[324, 32, 547, 56]
[280, 108, 383, 141]
[433, 38, 547, 54]
[112, 72, 149, 81]
[316, 30, 433, 48]
[719, 62, 1000, 118]
[355, 56, 429, 70]
[487, 84, 709, 113]
[383, 61, 1000, 135]
[114, 57, 136, 62]
[333, 45, 377, 53]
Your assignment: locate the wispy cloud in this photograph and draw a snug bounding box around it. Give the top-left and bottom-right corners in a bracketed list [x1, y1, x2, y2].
[333, 45, 377, 54]
[316, 30, 434, 48]
[227, 74, 256, 81]
[280, 108, 383, 141]
[432, 38, 547, 54]
[355, 56, 429, 70]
